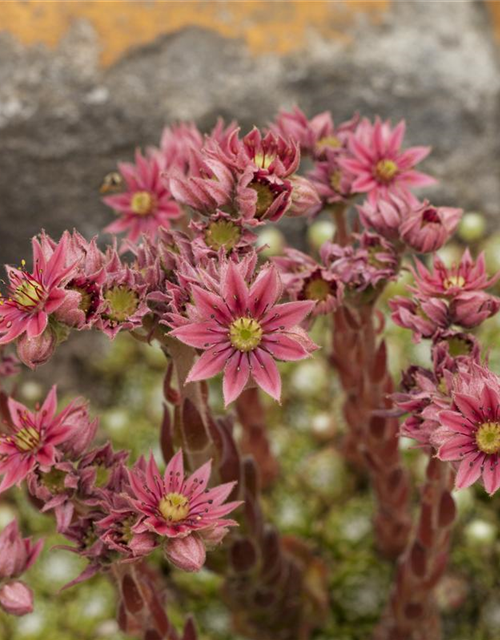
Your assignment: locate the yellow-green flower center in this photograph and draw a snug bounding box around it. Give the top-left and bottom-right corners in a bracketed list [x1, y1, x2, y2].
[444, 275, 466, 289]
[131, 191, 154, 216]
[254, 152, 276, 169]
[476, 422, 500, 455]
[229, 317, 263, 352]
[14, 280, 44, 308]
[205, 220, 241, 251]
[159, 492, 189, 522]
[304, 278, 331, 302]
[41, 468, 67, 493]
[104, 286, 139, 322]
[250, 181, 274, 218]
[14, 426, 40, 452]
[329, 170, 342, 192]
[375, 159, 399, 183]
[317, 135, 342, 149]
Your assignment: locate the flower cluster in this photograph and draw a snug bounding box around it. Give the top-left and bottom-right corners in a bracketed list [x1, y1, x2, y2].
[390, 250, 500, 342]
[5, 105, 500, 640]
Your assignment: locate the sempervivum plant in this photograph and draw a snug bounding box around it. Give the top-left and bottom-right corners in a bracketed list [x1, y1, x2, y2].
[1, 107, 499, 640]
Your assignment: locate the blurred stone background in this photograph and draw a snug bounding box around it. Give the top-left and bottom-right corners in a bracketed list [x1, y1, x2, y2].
[0, 0, 500, 266]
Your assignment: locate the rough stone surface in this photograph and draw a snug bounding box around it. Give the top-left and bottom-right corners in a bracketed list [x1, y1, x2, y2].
[0, 1, 499, 266]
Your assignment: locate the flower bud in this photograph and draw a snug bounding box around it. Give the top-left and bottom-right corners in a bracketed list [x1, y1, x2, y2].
[287, 176, 321, 218]
[164, 534, 206, 572]
[400, 203, 462, 253]
[449, 291, 500, 328]
[0, 581, 34, 616]
[16, 326, 57, 369]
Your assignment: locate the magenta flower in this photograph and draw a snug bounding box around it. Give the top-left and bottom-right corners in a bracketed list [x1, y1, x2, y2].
[103, 149, 184, 244]
[170, 262, 317, 405]
[128, 451, 241, 572]
[0, 235, 76, 346]
[0, 386, 79, 493]
[340, 117, 436, 199]
[400, 201, 462, 253]
[436, 364, 500, 494]
[0, 520, 43, 616]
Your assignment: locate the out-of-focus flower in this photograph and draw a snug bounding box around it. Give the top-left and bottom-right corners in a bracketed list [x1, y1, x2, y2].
[170, 261, 317, 405]
[339, 118, 436, 200]
[0, 386, 81, 493]
[271, 106, 358, 160]
[103, 150, 184, 244]
[128, 451, 241, 572]
[0, 520, 43, 616]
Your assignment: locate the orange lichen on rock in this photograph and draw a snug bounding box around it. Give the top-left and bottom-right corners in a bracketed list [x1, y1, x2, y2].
[0, 1, 389, 66]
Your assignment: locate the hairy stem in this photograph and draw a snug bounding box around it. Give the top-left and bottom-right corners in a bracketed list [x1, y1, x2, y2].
[374, 457, 456, 640]
[331, 305, 412, 558]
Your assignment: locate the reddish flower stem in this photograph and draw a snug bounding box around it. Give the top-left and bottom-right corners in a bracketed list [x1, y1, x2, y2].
[374, 457, 456, 640]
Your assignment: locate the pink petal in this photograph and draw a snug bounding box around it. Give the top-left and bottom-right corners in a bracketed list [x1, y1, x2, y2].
[453, 394, 482, 424]
[482, 458, 500, 495]
[261, 300, 315, 331]
[41, 386, 58, 422]
[164, 450, 185, 493]
[249, 349, 281, 402]
[397, 146, 431, 170]
[146, 454, 163, 500]
[401, 170, 437, 188]
[190, 285, 232, 324]
[193, 481, 237, 508]
[261, 334, 309, 361]
[455, 453, 484, 489]
[437, 434, 474, 462]
[222, 261, 249, 316]
[438, 410, 474, 435]
[387, 120, 406, 155]
[248, 266, 282, 319]
[185, 460, 212, 498]
[186, 346, 233, 383]
[26, 313, 47, 339]
[0, 456, 33, 493]
[223, 352, 250, 406]
[170, 321, 228, 349]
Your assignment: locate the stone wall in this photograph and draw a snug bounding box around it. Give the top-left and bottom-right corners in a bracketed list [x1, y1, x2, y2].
[1, 1, 499, 265]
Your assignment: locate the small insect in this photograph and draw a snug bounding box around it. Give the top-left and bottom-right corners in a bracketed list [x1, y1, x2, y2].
[99, 171, 123, 194]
